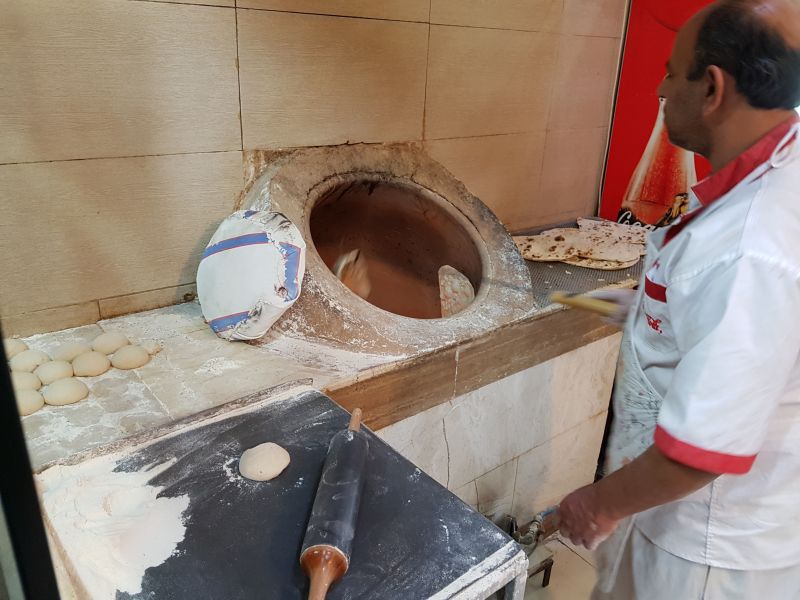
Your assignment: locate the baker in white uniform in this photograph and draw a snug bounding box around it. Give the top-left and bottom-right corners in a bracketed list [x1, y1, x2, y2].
[557, 1, 800, 598]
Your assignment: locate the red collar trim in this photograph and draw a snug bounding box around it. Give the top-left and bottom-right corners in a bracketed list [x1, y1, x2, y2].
[692, 114, 800, 206]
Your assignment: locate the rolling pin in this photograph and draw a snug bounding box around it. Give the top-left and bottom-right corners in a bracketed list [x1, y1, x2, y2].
[549, 291, 619, 318]
[300, 408, 369, 600]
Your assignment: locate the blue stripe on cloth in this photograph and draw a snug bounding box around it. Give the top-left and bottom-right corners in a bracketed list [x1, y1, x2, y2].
[243, 210, 258, 218]
[202, 233, 272, 260]
[279, 243, 302, 301]
[208, 311, 250, 333]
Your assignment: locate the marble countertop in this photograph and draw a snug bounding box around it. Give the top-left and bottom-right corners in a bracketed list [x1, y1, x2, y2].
[20, 301, 403, 469]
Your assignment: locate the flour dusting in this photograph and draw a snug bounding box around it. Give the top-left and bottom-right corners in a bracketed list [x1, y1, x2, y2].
[194, 357, 241, 376]
[39, 455, 190, 599]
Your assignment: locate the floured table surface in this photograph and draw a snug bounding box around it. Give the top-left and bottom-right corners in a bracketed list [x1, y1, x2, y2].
[39, 388, 522, 600]
[18, 302, 403, 470]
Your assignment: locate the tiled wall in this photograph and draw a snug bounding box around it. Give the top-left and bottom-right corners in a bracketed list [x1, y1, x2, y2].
[0, 0, 626, 336]
[377, 334, 621, 525]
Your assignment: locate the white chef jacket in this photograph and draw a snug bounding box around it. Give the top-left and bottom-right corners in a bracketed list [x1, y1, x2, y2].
[623, 115, 800, 570]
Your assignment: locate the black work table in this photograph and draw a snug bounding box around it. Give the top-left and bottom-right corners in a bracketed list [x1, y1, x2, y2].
[40, 387, 528, 600]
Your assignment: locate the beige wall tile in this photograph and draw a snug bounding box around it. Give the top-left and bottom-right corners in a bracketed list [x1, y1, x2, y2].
[476, 458, 518, 519]
[98, 303, 208, 340]
[1, 302, 101, 338]
[452, 481, 479, 509]
[170, 0, 235, 6]
[515, 209, 583, 230]
[238, 11, 427, 149]
[425, 132, 546, 231]
[548, 35, 621, 131]
[534, 127, 609, 225]
[548, 334, 619, 435]
[0, 0, 240, 164]
[98, 285, 198, 320]
[512, 413, 606, 524]
[376, 401, 451, 450]
[376, 401, 452, 486]
[445, 361, 553, 489]
[238, 0, 428, 21]
[0, 152, 243, 316]
[431, 0, 563, 32]
[561, 0, 628, 38]
[377, 402, 454, 488]
[426, 26, 558, 140]
[385, 423, 451, 487]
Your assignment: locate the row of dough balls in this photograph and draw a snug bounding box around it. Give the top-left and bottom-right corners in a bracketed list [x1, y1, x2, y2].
[5, 332, 154, 417]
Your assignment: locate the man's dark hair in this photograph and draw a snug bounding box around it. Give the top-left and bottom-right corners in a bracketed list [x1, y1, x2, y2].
[688, 0, 800, 109]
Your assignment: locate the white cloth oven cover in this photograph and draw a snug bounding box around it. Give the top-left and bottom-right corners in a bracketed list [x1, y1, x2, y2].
[197, 210, 306, 340]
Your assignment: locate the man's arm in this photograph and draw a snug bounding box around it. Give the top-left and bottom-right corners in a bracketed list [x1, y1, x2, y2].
[558, 444, 718, 549]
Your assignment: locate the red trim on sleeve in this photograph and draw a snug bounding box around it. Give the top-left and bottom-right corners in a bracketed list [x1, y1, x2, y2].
[654, 425, 756, 475]
[644, 277, 667, 302]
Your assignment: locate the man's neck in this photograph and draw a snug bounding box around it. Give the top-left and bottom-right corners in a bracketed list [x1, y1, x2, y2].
[707, 109, 798, 172]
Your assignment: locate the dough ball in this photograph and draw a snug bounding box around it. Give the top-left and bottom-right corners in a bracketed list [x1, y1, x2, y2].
[239, 442, 290, 481]
[92, 332, 129, 355]
[16, 389, 45, 416]
[42, 378, 89, 406]
[12, 371, 41, 391]
[4, 338, 28, 359]
[34, 360, 73, 385]
[9, 349, 50, 373]
[53, 343, 91, 362]
[111, 345, 150, 370]
[72, 351, 111, 377]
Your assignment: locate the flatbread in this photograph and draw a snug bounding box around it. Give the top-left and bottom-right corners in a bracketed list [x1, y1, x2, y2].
[514, 227, 640, 263]
[513, 229, 587, 262]
[514, 217, 648, 270]
[576, 218, 649, 246]
[438, 265, 475, 317]
[562, 255, 640, 271]
[577, 219, 648, 255]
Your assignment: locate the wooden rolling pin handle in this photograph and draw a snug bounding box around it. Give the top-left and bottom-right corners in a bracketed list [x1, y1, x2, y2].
[348, 408, 362, 432]
[308, 569, 336, 600]
[301, 546, 348, 600]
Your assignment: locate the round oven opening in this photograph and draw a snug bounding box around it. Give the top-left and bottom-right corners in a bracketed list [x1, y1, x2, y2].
[310, 178, 483, 319]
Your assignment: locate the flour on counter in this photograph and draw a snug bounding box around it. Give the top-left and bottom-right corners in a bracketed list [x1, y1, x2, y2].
[194, 357, 242, 376]
[38, 455, 190, 599]
[257, 331, 406, 373]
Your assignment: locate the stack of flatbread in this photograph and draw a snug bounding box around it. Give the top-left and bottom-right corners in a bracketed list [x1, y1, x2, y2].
[513, 218, 648, 270]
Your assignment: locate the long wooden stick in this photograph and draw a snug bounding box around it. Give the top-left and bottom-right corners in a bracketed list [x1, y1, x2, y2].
[549, 291, 618, 317]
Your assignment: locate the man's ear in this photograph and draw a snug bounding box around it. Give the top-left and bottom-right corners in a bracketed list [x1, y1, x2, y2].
[702, 65, 727, 116]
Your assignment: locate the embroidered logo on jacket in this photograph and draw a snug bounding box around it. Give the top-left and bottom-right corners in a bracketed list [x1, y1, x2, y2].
[646, 314, 663, 334]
